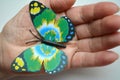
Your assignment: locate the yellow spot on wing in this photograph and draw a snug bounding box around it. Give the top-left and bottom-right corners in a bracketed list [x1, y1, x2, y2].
[30, 7, 40, 15]
[22, 69, 26, 71]
[15, 66, 19, 70]
[31, 4, 33, 7]
[13, 64, 15, 66]
[34, 2, 38, 7]
[15, 57, 24, 67]
[41, 5, 45, 8]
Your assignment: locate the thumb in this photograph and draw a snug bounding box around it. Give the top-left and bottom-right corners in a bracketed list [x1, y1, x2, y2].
[39, 0, 76, 13]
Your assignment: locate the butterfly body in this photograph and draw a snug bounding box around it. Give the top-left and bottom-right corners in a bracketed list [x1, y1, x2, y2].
[11, 1, 75, 74]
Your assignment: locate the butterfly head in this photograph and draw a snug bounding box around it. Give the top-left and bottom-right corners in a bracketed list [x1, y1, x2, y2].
[30, 1, 45, 15]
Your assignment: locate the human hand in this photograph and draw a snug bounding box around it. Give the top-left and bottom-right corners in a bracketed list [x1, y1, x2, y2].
[0, 0, 120, 77]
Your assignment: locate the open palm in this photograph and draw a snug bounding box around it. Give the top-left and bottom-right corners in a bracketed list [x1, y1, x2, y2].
[0, 0, 120, 76]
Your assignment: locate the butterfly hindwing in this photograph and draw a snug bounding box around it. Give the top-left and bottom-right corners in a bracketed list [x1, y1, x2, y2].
[11, 44, 67, 74]
[29, 1, 75, 42]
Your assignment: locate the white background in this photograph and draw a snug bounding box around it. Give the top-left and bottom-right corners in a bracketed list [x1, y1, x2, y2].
[0, 0, 120, 80]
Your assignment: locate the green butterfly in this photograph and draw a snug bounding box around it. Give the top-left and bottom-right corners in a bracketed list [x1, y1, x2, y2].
[11, 1, 75, 74]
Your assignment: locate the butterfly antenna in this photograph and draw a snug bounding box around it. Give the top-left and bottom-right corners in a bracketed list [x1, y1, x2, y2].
[25, 30, 42, 44]
[29, 29, 41, 40]
[25, 39, 39, 44]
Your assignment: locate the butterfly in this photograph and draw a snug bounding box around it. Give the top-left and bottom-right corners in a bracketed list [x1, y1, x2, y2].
[11, 1, 75, 74]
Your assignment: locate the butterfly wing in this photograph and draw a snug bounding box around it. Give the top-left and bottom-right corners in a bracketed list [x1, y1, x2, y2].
[29, 1, 75, 42]
[41, 44, 67, 74]
[11, 45, 43, 72]
[11, 44, 67, 74]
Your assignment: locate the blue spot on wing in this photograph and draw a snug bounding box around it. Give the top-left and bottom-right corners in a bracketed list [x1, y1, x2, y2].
[70, 32, 74, 35]
[67, 36, 72, 40]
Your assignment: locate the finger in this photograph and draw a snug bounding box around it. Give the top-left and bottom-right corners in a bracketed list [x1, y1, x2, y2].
[66, 2, 119, 25]
[39, 0, 76, 13]
[71, 51, 118, 68]
[77, 32, 120, 52]
[76, 15, 120, 39]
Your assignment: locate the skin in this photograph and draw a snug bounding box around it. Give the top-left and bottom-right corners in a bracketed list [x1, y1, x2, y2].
[0, 0, 120, 79]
